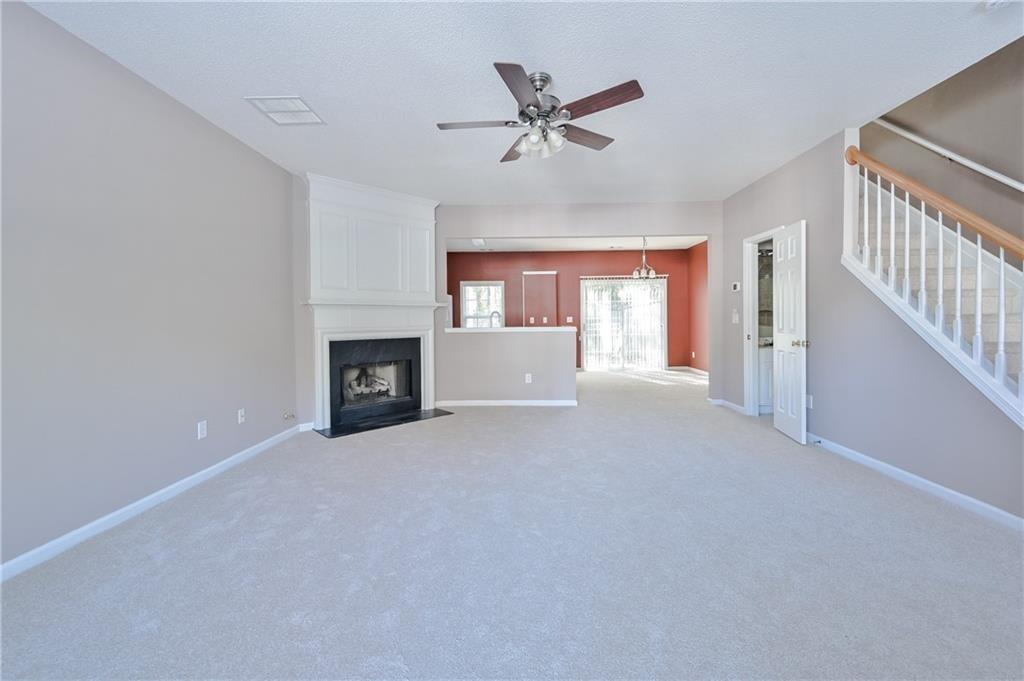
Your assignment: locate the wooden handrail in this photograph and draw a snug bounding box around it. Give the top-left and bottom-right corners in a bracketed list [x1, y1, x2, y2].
[845, 145, 1024, 259]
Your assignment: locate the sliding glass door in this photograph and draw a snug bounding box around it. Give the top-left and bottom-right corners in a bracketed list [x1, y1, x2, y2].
[580, 277, 667, 371]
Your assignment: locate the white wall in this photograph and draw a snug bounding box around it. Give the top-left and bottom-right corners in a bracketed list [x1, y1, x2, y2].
[1, 4, 297, 561]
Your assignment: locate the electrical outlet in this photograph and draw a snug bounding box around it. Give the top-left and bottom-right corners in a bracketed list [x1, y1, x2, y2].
[282, 410, 296, 421]
[542, 316, 548, 324]
[197, 420, 207, 440]
[525, 373, 533, 384]
[692, 351, 696, 359]
[529, 316, 535, 324]
[237, 408, 246, 424]
[566, 315, 574, 323]
[807, 395, 814, 409]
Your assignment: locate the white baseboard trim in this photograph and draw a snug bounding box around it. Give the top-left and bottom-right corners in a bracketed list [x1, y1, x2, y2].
[808, 432, 1023, 531]
[0, 425, 301, 582]
[707, 397, 746, 415]
[298, 422, 315, 432]
[672, 366, 709, 376]
[436, 399, 578, 407]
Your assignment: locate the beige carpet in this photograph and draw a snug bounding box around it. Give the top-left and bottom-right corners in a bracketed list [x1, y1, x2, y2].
[2, 370, 1022, 679]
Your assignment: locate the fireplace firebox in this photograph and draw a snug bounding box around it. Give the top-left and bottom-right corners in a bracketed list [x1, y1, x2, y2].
[319, 337, 448, 438]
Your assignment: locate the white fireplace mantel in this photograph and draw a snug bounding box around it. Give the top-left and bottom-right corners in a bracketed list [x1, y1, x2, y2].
[304, 174, 440, 430]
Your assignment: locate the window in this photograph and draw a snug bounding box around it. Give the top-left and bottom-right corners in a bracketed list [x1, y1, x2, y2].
[460, 281, 505, 328]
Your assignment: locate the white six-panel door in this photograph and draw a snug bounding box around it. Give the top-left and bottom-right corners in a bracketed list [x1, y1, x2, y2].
[773, 220, 808, 444]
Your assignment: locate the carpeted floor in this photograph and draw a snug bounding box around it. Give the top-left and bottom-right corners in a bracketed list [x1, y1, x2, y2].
[2, 370, 1022, 679]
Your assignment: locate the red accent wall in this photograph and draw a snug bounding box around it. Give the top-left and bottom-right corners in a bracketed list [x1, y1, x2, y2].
[447, 247, 708, 368]
[687, 241, 709, 371]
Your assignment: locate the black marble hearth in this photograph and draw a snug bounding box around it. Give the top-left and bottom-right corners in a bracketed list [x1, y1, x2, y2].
[317, 336, 446, 438]
[314, 408, 452, 438]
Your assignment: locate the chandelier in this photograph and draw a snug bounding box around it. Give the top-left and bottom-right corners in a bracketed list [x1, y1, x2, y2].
[632, 237, 657, 279]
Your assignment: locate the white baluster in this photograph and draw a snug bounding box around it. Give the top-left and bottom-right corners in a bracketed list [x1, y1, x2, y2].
[918, 200, 927, 315]
[889, 182, 896, 288]
[903, 189, 911, 302]
[953, 222, 962, 346]
[862, 169, 870, 267]
[1019, 287, 1023, 402]
[994, 247, 1007, 383]
[935, 211, 944, 331]
[973, 234, 983, 363]
[876, 173, 883, 277]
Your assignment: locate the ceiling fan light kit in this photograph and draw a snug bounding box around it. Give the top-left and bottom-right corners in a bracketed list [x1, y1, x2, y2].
[437, 63, 643, 162]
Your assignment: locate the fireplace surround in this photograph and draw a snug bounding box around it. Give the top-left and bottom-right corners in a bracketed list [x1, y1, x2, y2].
[315, 333, 448, 438]
[330, 337, 420, 423]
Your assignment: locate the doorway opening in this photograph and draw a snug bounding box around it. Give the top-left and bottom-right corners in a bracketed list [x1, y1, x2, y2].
[755, 240, 774, 414]
[743, 220, 807, 444]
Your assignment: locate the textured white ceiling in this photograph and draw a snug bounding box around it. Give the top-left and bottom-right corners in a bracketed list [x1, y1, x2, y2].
[447, 236, 706, 252]
[32, 2, 1023, 205]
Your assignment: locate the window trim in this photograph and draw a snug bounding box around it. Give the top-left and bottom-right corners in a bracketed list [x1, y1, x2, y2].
[460, 280, 506, 328]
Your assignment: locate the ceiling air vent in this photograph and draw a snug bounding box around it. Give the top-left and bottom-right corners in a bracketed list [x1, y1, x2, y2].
[245, 96, 323, 125]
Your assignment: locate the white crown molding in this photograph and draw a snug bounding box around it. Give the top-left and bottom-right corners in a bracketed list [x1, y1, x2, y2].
[1, 425, 301, 581]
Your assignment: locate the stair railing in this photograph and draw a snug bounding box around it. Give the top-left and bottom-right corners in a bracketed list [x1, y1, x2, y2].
[843, 145, 1024, 426]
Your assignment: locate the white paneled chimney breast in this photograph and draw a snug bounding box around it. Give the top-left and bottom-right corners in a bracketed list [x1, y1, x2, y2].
[304, 174, 440, 429]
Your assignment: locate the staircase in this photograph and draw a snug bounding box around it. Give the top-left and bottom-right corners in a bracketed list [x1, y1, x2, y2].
[842, 145, 1024, 427]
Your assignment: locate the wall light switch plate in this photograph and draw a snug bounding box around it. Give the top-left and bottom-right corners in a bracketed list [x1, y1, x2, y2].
[237, 408, 246, 424]
[525, 373, 533, 384]
[731, 309, 740, 324]
[807, 395, 814, 409]
[566, 316, 573, 323]
[197, 420, 207, 440]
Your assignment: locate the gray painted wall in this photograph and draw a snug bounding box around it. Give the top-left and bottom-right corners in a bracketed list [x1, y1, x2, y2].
[862, 37, 1023, 239]
[719, 133, 1023, 516]
[437, 331, 577, 402]
[1, 4, 297, 561]
[433, 202, 724, 401]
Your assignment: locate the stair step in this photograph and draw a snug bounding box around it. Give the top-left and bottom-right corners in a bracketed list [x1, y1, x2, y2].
[943, 314, 1024, 342]
[982, 342, 1022, 376]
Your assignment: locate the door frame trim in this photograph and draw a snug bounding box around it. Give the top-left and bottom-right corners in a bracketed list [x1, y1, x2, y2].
[742, 226, 786, 416]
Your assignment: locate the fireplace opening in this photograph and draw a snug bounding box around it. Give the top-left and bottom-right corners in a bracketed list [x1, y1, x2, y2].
[341, 360, 412, 408]
[320, 336, 449, 438]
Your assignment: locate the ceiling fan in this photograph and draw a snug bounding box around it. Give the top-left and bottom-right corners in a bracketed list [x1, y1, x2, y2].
[437, 63, 644, 162]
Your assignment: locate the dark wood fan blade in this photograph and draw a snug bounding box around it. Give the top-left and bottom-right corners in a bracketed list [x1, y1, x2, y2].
[562, 124, 614, 150]
[499, 138, 522, 163]
[560, 80, 644, 120]
[494, 63, 541, 111]
[437, 121, 517, 130]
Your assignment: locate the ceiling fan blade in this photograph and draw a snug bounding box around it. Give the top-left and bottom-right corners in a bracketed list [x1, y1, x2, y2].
[494, 63, 541, 111]
[499, 138, 522, 163]
[560, 80, 644, 120]
[562, 124, 614, 150]
[437, 121, 518, 130]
